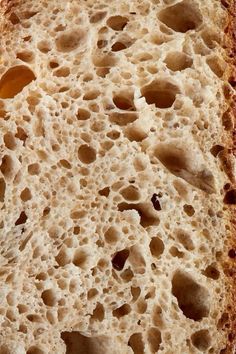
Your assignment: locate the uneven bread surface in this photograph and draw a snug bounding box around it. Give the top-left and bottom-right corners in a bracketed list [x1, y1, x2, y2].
[0, 0, 235, 353]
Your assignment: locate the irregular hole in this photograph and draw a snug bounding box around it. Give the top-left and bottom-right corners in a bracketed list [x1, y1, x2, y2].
[28, 163, 40, 175]
[150, 237, 164, 258]
[141, 80, 180, 109]
[9, 12, 20, 24]
[113, 304, 131, 318]
[107, 16, 128, 31]
[164, 52, 193, 71]
[49, 61, 59, 69]
[1, 155, 15, 180]
[118, 202, 160, 227]
[124, 124, 147, 142]
[131, 287, 141, 302]
[206, 56, 225, 78]
[83, 90, 100, 101]
[90, 11, 107, 23]
[183, 204, 195, 216]
[158, 0, 202, 33]
[129, 245, 146, 274]
[37, 40, 51, 53]
[17, 50, 34, 63]
[15, 126, 27, 143]
[0, 65, 36, 99]
[73, 249, 89, 269]
[154, 144, 215, 193]
[203, 264, 220, 280]
[0, 178, 6, 202]
[4, 132, 16, 150]
[61, 332, 111, 354]
[55, 247, 71, 266]
[151, 193, 161, 211]
[113, 92, 135, 111]
[76, 108, 91, 120]
[191, 330, 211, 351]
[152, 305, 163, 327]
[210, 144, 224, 157]
[104, 226, 119, 243]
[169, 246, 184, 258]
[56, 28, 87, 52]
[147, 327, 162, 353]
[53, 67, 70, 77]
[120, 186, 140, 201]
[128, 333, 144, 354]
[93, 53, 117, 67]
[41, 289, 57, 307]
[78, 145, 96, 164]
[20, 187, 32, 201]
[201, 29, 221, 49]
[109, 112, 138, 126]
[112, 249, 129, 270]
[111, 41, 127, 51]
[98, 186, 110, 197]
[90, 302, 104, 322]
[59, 159, 71, 169]
[172, 270, 209, 321]
[26, 347, 44, 354]
[224, 189, 236, 204]
[176, 230, 194, 251]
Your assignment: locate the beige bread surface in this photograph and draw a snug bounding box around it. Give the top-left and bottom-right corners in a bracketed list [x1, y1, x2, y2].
[0, 0, 235, 353]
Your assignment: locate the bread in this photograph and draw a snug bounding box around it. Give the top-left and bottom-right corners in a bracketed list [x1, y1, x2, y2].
[0, 0, 235, 353]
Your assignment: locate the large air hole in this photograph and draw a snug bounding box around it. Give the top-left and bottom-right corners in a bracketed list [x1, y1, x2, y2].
[128, 333, 144, 354]
[172, 270, 209, 321]
[41, 289, 57, 306]
[104, 226, 119, 243]
[17, 50, 34, 63]
[129, 245, 146, 274]
[61, 332, 111, 354]
[113, 304, 131, 318]
[78, 145, 96, 164]
[203, 263, 220, 280]
[147, 328, 162, 353]
[224, 189, 236, 204]
[141, 80, 180, 109]
[15, 211, 27, 226]
[176, 230, 194, 251]
[118, 202, 160, 227]
[113, 92, 135, 111]
[106, 16, 128, 30]
[76, 108, 91, 120]
[112, 249, 129, 270]
[109, 112, 138, 126]
[4, 132, 16, 150]
[0, 66, 36, 99]
[164, 52, 193, 71]
[124, 124, 147, 142]
[158, 0, 202, 33]
[154, 144, 215, 193]
[56, 28, 87, 52]
[191, 330, 211, 351]
[206, 56, 225, 78]
[149, 237, 164, 258]
[26, 347, 44, 354]
[120, 186, 140, 201]
[0, 178, 6, 202]
[73, 248, 89, 269]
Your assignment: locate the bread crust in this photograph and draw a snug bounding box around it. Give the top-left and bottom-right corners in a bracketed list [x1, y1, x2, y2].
[222, 1, 236, 353]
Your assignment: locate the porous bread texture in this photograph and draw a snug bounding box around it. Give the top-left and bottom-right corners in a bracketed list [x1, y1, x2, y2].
[0, 0, 234, 353]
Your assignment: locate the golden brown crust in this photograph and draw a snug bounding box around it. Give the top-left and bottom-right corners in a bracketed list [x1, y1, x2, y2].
[221, 1, 236, 353]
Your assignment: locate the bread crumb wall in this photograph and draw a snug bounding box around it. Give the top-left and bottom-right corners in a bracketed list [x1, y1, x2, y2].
[0, 0, 232, 353]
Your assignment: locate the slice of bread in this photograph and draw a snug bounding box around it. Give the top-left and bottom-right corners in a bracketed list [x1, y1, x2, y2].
[0, 1, 235, 353]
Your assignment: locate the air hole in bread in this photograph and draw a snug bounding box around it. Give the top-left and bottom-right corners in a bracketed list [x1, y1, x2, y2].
[0, 178, 6, 202]
[150, 237, 164, 258]
[150, 33, 172, 45]
[118, 202, 160, 227]
[147, 327, 162, 353]
[15, 126, 28, 143]
[128, 333, 144, 354]
[203, 263, 220, 280]
[104, 226, 119, 243]
[113, 92, 135, 111]
[111, 41, 127, 51]
[9, 12, 20, 25]
[154, 144, 215, 193]
[28, 163, 40, 175]
[201, 29, 221, 49]
[223, 189, 236, 204]
[124, 124, 147, 142]
[61, 331, 110, 354]
[90, 302, 105, 322]
[56, 28, 87, 52]
[113, 303, 131, 318]
[37, 40, 52, 53]
[206, 56, 225, 78]
[17, 50, 34, 63]
[73, 248, 90, 269]
[0, 155, 14, 180]
[191, 329, 211, 351]
[164, 52, 193, 71]
[83, 90, 100, 101]
[49, 61, 59, 69]
[41, 289, 57, 306]
[76, 108, 91, 120]
[0, 66, 36, 99]
[15, 211, 27, 226]
[26, 347, 44, 354]
[172, 270, 209, 320]
[4, 132, 16, 150]
[176, 230, 194, 251]
[210, 144, 224, 157]
[20, 187, 32, 201]
[131, 286, 141, 302]
[59, 159, 71, 169]
[158, 0, 202, 33]
[112, 249, 129, 270]
[93, 53, 117, 67]
[109, 112, 138, 126]
[90, 11, 107, 24]
[120, 186, 140, 201]
[78, 144, 96, 164]
[141, 80, 179, 109]
[53, 67, 70, 77]
[151, 193, 161, 211]
[183, 204, 195, 216]
[129, 245, 146, 274]
[106, 16, 128, 31]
